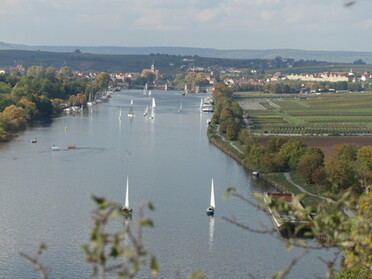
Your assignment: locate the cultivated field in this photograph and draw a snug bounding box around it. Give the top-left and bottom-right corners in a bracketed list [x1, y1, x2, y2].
[236, 92, 372, 136]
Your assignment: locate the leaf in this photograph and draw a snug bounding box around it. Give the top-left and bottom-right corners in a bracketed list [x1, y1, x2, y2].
[150, 256, 159, 276]
[81, 244, 91, 255]
[147, 201, 156, 211]
[140, 218, 154, 227]
[222, 187, 236, 200]
[285, 239, 294, 251]
[186, 271, 206, 279]
[92, 195, 106, 205]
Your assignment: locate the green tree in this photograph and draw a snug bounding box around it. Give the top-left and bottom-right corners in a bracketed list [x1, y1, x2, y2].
[334, 143, 357, 161]
[11, 86, 29, 102]
[18, 98, 38, 120]
[297, 147, 325, 184]
[0, 81, 11, 94]
[0, 95, 14, 111]
[60, 66, 72, 78]
[45, 66, 56, 79]
[95, 73, 110, 91]
[356, 146, 372, 171]
[265, 138, 287, 153]
[326, 159, 359, 193]
[30, 95, 53, 119]
[143, 72, 155, 84]
[279, 139, 307, 170]
[27, 66, 45, 78]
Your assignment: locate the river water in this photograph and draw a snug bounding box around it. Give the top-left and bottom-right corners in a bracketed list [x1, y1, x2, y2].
[0, 90, 336, 279]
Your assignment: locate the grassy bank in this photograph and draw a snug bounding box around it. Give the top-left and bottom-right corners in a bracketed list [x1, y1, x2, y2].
[209, 129, 325, 209]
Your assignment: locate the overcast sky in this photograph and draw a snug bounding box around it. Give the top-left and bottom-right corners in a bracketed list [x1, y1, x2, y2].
[1, 0, 371, 51]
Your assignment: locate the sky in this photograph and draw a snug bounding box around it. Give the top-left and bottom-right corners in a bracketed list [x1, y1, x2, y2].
[1, 0, 372, 52]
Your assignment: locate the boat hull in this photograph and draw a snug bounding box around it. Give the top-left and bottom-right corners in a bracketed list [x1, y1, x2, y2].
[263, 192, 312, 237]
[122, 207, 133, 219]
[206, 207, 214, 216]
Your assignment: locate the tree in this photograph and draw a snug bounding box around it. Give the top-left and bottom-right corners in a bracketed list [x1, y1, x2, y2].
[0, 126, 10, 141]
[279, 139, 307, 170]
[27, 66, 45, 78]
[1, 105, 27, 131]
[297, 147, 325, 184]
[45, 66, 56, 79]
[0, 81, 11, 94]
[30, 95, 53, 119]
[334, 143, 357, 161]
[95, 73, 111, 91]
[356, 146, 372, 171]
[18, 98, 38, 120]
[11, 86, 29, 102]
[143, 72, 155, 84]
[265, 138, 287, 153]
[326, 158, 359, 193]
[60, 66, 72, 78]
[356, 146, 372, 192]
[0, 95, 14, 111]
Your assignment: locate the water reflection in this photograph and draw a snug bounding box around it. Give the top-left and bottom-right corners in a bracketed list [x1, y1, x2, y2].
[208, 216, 215, 252]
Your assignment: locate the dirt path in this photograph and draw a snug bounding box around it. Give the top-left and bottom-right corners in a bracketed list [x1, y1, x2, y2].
[284, 172, 354, 217]
[215, 125, 244, 154]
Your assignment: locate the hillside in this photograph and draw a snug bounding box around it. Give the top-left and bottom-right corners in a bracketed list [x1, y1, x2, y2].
[1, 41, 372, 64]
[1, 49, 372, 75]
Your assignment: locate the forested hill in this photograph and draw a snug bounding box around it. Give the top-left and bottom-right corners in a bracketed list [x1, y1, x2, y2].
[1, 41, 372, 64]
[1, 49, 372, 75]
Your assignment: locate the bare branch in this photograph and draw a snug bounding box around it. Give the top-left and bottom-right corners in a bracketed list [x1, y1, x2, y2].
[277, 251, 308, 279]
[20, 243, 50, 279]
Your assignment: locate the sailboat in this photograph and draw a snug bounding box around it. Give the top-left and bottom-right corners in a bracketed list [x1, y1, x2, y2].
[206, 179, 215, 216]
[128, 99, 135, 118]
[148, 90, 152, 96]
[200, 99, 203, 112]
[87, 93, 94, 107]
[144, 105, 149, 116]
[178, 100, 183, 113]
[183, 84, 188, 95]
[122, 176, 133, 218]
[151, 97, 156, 110]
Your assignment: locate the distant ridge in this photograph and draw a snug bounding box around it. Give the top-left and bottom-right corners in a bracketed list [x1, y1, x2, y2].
[1, 41, 372, 64]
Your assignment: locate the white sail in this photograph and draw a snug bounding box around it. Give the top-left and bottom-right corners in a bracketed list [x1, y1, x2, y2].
[200, 99, 203, 111]
[124, 176, 129, 209]
[210, 179, 215, 208]
[128, 100, 135, 117]
[151, 97, 156, 110]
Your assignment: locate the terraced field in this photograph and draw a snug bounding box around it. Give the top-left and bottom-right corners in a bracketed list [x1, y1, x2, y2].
[236, 92, 372, 136]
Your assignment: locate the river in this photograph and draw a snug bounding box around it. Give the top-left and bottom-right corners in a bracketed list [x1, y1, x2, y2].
[0, 90, 336, 279]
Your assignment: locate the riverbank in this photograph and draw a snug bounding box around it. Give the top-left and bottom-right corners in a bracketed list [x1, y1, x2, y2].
[208, 128, 326, 209]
